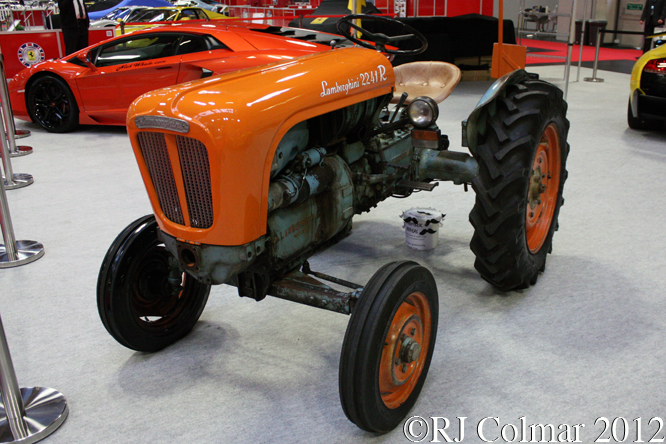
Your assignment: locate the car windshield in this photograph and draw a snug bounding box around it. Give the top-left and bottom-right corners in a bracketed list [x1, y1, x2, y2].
[125, 9, 147, 21]
[100, 7, 128, 20]
[131, 9, 179, 23]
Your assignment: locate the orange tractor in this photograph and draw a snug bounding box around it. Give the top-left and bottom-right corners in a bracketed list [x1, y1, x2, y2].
[97, 16, 569, 433]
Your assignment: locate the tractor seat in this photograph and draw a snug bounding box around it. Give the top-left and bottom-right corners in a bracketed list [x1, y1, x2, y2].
[391, 61, 462, 104]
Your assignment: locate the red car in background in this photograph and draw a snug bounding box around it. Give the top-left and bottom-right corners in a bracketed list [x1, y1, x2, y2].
[8, 23, 345, 132]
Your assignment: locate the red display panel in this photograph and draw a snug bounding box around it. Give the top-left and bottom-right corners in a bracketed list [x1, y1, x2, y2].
[0, 31, 63, 78]
[0, 29, 115, 79]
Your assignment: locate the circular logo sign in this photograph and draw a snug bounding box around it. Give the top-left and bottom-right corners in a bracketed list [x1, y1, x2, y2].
[18, 42, 45, 68]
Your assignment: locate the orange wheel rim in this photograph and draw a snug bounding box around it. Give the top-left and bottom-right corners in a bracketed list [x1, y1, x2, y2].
[378, 291, 431, 409]
[526, 123, 561, 254]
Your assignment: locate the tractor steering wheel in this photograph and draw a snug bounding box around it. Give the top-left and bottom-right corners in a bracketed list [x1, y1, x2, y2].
[336, 14, 428, 55]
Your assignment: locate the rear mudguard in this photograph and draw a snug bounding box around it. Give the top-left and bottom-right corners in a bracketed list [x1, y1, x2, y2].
[126, 47, 394, 247]
[463, 69, 533, 156]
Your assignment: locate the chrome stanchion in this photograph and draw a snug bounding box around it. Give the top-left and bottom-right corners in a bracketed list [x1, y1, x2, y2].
[0, 163, 43, 267]
[0, 115, 33, 191]
[0, 49, 32, 157]
[576, 0, 588, 82]
[12, 130, 29, 141]
[0, 313, 68, 443]
[563, 0, 578, 100]
[584, 28, 605, 83]
[0, 72, 32, 191]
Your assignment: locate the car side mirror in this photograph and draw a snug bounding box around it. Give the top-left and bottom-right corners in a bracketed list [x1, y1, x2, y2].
[77, 52, 97, 72]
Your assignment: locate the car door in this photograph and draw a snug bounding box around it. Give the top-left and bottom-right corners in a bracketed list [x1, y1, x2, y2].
[174, 33, 235, 83]
[74, 33, 182, 124]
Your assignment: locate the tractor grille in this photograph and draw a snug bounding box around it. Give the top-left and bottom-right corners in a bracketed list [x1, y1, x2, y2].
[176, 135, 213, 229]
[137, 131, 213, 228]
[138, 132, 184, 225]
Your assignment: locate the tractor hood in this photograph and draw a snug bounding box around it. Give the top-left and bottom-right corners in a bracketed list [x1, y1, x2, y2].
[127, 47, 394, 246]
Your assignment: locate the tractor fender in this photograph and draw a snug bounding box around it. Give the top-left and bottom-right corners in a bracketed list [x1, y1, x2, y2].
[126, 47, 394, 247]
[463, 69, 532, 156]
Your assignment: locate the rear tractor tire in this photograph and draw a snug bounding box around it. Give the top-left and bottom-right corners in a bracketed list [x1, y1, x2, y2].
[469, 79, 570, 291]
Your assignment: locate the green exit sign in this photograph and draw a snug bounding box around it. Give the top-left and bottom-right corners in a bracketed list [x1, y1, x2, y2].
[627, 3, 643, 10]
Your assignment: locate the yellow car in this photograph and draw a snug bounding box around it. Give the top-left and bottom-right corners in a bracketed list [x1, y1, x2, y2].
[117, 6, 228, 34]
[628, 43, 666, 129]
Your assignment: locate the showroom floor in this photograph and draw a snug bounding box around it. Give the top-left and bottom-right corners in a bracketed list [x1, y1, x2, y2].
[1, 64, 665, 444]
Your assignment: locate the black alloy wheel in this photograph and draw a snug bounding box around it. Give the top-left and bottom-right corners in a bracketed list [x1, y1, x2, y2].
[27, 75, 79, 133]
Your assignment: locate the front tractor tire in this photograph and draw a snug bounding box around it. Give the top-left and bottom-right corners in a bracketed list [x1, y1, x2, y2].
[469, 79, 569, 291]
[97, 215, 211, 352]
[339, 261, 438, 433]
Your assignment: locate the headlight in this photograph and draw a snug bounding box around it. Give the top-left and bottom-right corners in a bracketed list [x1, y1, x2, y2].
[407, 96, 439, 128]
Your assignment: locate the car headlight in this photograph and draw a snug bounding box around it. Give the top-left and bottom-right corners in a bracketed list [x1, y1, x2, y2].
[407, 96, 439, 128]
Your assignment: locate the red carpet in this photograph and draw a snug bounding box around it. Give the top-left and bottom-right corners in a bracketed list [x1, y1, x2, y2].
[522, 39, 642, 65]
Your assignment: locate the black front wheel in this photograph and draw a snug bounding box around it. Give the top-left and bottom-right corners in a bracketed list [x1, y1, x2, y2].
[97, 215, 211, 352]
[339, 261, 438, 433]
[627, 98, 659, 130]
[27, 75, 79, 133]
[469, 79, 570, 290]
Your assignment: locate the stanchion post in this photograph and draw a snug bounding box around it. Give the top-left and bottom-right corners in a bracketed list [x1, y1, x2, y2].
[0, 314, 29, 440]
[0, 163, 43, 267]
[563, 0, 578, 99]
[0, 313, 68, 443]
[0, 48, 32, 157]
[576, 0, 588, 82]
[0, 169, 18, 262]
[0, 80, 33, 191]
[584, 28, 605, 83]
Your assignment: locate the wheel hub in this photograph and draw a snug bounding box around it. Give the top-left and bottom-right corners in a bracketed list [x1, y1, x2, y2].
[528, 161, 547, 211]
[525, 123, 562, 253]
[131, 249, 183, 319]
[389, 317, 422, 385]
[399, 335, 421, 364]
[379, 291, 432, 409]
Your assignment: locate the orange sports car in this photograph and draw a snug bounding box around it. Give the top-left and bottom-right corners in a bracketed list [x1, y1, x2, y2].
[8, 23, 345, 132]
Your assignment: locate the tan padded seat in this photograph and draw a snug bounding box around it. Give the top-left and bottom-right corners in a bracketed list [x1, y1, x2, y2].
[391, 61, 462, 104]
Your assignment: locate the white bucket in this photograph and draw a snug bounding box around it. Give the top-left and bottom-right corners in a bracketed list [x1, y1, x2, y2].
[400, 208, 445, 250]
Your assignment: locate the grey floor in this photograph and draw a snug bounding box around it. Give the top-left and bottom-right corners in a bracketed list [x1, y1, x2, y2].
[1, 64, 665, 444]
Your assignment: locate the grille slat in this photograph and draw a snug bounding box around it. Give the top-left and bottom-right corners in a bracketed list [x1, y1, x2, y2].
[176, 136, 214, 229]
[137, 132, 184, 225]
